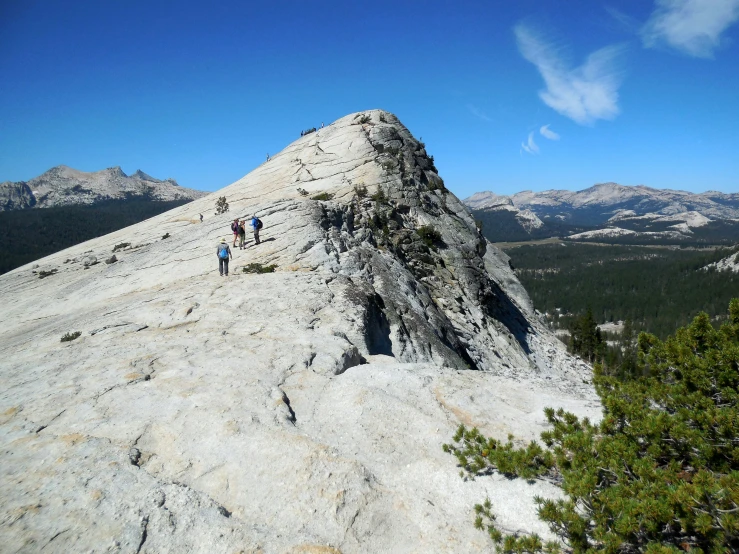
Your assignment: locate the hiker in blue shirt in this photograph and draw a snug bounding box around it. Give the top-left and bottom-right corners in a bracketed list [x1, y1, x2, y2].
[217, 237, 232, 276]
[251, 216, 262, 245]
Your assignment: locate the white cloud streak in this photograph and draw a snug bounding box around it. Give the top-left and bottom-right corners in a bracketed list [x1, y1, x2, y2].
[540, 124, 560, 140]
[642, 0, 739, 58]
[521, 132, 539, 155]
[514, 23, 625, 125]
[467, 104, 493, 122]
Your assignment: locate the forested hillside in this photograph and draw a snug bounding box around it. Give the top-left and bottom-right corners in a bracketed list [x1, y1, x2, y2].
[506, 242, 739, 339]
[0, 199, 192, 274]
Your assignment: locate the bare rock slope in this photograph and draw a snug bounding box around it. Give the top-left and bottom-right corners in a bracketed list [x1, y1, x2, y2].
[0, 110, 598, 553]
[0, 165, 206, 211]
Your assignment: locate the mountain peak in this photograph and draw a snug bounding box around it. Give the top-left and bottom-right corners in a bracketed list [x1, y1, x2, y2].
[132, 169, 158, 181]
[0, 110, 595, 551]
[1, 165, 205, 211]
[105, 166, 127, 178]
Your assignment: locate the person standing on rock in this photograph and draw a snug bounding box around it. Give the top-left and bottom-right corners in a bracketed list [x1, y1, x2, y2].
[231, 219, 239, 247]
[217, 238, 232, 277]
[251, 215, 262, 245]
[199, 213, 203, 223]
[238, 220, 246, 250]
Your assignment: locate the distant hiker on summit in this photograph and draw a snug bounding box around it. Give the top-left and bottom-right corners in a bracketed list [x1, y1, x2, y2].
[217, 238, 232, 277]
[199, 213, 203, 223]
[251, 215, 263, 245]
[231, 219, 239, 247]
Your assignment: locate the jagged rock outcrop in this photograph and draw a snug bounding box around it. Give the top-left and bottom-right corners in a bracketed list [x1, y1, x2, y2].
[0, 165, 206, 211]
[0, 110, 598, 552]
[0, 181, 36, 210]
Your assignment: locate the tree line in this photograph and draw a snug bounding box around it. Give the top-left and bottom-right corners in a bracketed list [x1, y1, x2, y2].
[0, 199, 192, 274]
[506, 242, 739, 339]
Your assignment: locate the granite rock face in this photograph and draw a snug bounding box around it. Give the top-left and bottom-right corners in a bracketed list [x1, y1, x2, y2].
[0, 110, 598, 552]
[0, 181, 36, 210]
[0, 165, 206, 211]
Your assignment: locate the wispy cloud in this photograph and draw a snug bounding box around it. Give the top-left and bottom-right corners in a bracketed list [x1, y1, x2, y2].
[540, 124, 560, 140]
[521, 132, 539, 155]
[642, 0, 739, 58]
[514, 23, 626, 125]
[467, 104, 493, 122]
[605, 6, 642, 34]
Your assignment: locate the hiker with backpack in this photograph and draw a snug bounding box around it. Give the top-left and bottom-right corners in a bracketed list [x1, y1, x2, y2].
[238, 220, 246, 249]
[217, 238, 233, 276]
[251, 215, 263, 245]
[231, 219, 239, 247]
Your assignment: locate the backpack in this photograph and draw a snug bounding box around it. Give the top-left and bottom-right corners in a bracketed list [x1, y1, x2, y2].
[218, 244, 229, 259]
[231, 222, 238, 233]
[256, 218, 263, 230]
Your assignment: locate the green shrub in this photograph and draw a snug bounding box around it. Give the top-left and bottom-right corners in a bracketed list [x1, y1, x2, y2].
[368, 211, 390, 237]
[370, 187, 388, 204]
[38, 268, 57, 279]
[354, 184, 368, 199]
[427, 177, 445, 192]
[311, 192, 334, 201]
[354, 114, 371, 124]
[445, 299, 739, 553]
[161, 233, 170, 240]
[60, 331, 81, 342]
[242, 263, 277, 274]
[215, 196, 229, 214]
[416, 225, 442, 248]
[112, 242, 130, 252]
[379, 113, 387, 123]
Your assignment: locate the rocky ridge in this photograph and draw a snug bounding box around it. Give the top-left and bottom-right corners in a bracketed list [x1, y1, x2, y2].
[465, 184, 739, 242]
[464, 192, 544, 232]
[704, 251, 739, 273]
[503, 183, 739, 221]
[0, 165, 207, 211]
[0, 110, 597, 552]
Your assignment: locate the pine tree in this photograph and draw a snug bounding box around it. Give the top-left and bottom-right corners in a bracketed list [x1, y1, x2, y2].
[619, 318, 638, 379]
[445, 299, 739, 553]
[215, 196, 229, 214]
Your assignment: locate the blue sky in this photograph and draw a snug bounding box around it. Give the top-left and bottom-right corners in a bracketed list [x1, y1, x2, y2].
[1, 0, 737, 198]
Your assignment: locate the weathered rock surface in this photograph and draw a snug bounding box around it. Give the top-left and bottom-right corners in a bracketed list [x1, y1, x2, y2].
[704, 250, 739, 273]
[0, 165, 206, 211]
[0, 110, 598, 552]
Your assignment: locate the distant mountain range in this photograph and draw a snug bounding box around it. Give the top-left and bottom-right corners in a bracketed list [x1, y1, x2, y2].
[465, 183, 739, 244]
[0, 165, 207, 211]
[0, 165, 208, 274]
